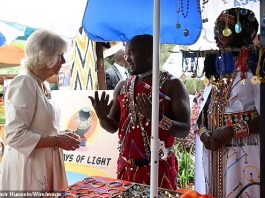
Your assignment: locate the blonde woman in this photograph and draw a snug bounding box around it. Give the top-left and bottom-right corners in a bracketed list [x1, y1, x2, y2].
[0, 29, 80, 192]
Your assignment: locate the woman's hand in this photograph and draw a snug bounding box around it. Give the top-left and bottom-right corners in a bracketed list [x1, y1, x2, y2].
[63, 129, 80, 141]
[58, 130, 80, 151]
[88, 91, 113, 120]
[200, 131, 222, 151]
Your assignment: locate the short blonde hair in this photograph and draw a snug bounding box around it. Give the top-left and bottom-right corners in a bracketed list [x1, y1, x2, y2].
[22, 29, 67, 70]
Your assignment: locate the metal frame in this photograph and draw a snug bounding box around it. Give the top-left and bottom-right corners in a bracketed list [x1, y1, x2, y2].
[260, 0, 264, 196]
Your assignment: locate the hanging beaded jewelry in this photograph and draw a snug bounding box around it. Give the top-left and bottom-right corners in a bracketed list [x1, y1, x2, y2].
[196, 51, 205, 78]
[201, 0, 209, 23]
[236, 47, 250, 79]
[175, 0, 181, 29]
[118, 75, 151, 158]
[208, 72, 237, 131]
[180, 0, 190, 36]
[181, 52, 189, 73]
[235, 8, 242, 33]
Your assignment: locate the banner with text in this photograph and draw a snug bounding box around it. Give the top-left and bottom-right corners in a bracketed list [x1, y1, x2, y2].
[52, 90, 119, 179]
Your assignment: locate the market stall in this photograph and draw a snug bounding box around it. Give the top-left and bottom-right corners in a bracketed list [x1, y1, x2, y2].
[0, 1, 264, 196]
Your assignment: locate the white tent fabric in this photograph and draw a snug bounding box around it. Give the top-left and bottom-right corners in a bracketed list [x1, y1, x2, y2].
[0, 22, 25, 44]
[0, 0, 87, 38]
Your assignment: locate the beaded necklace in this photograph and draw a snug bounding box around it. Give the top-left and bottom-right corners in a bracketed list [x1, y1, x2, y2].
[207, 72, 237, 197]
[180, 0, 190, 36]
[119, 71, 171, 159]
[138, 70, 152, 83]
[208, 72, 237, 130]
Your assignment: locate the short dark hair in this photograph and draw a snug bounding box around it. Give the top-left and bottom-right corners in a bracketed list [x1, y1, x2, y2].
[130, 34, 153, 50]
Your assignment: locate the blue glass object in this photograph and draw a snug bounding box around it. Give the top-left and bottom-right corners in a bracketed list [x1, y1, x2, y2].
[183, 28, 189, 37]
[240, 9, 248, 15]
[235, 23, 241, 33]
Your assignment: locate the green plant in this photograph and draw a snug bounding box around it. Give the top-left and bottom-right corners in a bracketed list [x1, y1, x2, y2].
[183, 78, 205, 95]
[175, 142, 195, 189]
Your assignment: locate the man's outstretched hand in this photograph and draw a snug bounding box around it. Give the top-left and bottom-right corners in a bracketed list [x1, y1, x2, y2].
[88, 91, 113, 120]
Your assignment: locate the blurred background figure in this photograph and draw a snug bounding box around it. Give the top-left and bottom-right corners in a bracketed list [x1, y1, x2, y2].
[105, 49, 129, 90]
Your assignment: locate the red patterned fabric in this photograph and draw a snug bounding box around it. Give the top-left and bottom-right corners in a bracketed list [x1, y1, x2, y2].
[117, 74, 178, 190]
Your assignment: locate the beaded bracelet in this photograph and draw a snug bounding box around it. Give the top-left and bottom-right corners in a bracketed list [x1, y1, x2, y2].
[108, 188, 120, 194]
[108, 181, 123, 188]
[83, 177, 96, 184]
[232, 120, 249, 139]
[90, 181, 105, 188]
[159, 115, 173, 131]
[77, 188, 93, 195]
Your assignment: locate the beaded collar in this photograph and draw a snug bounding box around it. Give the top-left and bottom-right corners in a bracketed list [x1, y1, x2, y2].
[138, 70, 152, 82]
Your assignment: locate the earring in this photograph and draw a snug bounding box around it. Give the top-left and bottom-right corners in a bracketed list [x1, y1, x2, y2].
[235, 9, 241, 33]
[223, 14, 232, 37]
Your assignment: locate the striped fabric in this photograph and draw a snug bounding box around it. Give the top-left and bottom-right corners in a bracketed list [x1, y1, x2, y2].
[70, 30, 97, 90]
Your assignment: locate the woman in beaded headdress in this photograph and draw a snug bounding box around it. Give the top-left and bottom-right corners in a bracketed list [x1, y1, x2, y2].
[89, 34, 191, 190]
[198, 8, 260, 198]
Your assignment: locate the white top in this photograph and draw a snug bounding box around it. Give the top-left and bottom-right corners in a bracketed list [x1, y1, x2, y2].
[0, 70, 68, 191]
[225, 72, 260, 114]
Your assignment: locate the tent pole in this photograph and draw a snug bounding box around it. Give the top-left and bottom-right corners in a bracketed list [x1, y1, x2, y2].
[150, 0, 160, 197]
[260, 0, 265, 196]
[95, 42, 107, 90]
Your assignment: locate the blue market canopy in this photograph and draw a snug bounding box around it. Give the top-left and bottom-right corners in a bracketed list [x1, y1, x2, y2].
[83, 0, 202, 44]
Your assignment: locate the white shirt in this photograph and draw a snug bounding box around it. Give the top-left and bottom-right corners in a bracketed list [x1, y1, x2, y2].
[114, 63, 128, 79]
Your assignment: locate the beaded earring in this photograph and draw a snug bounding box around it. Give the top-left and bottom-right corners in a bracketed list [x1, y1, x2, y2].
[235, 9, 241, 33]
[223, 13, 232, 37]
